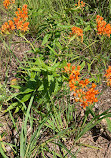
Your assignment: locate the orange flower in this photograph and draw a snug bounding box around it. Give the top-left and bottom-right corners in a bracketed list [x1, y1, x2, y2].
[1, 4, 29, 34]
[64, 63, 71, 73]
[71, 69, 80, 81]
[3, 0, 15, 9]
[14, 4, 29, 32]
[72, 26, 83, 36]
[77, 65, 81, 70]
[73, 93, 76, 97]
[64, 64, 99, 109]
[65, 64, 81, 91]
[80, 101, 88, 109]
[85, 87, 99, 105]
[96, 15, 111, 37]
[75, 0, 85, 10]
[67, 63, 71, 67]
[92, 83, 96, 88]
[70, 26, 83, 42]
[8, 20, 15, 30]
[75, 98, 79, 102]
[3, 0, 10, 9]
[13, 17, 20, 25]
[21, 22, 29, 32]
[79, 79, 90, 88]
[69, 79, 77, 91]
[16, 20, 23, 30]
[1, 22, 9, 33]
[0, 21, 15, 34]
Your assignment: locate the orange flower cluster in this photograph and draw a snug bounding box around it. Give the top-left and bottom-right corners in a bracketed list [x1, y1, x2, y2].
[0, 20, 15, 34]
[75, 0, 85, 10]
[104, 66, 111, 87]
[70, 26, 83, 42]
[64, 63, 99, 109]
[1, 4, 29, 34]
[3, 0, 15, 9]
[96, 15, 111, 37]
[13, 4, 29, 31]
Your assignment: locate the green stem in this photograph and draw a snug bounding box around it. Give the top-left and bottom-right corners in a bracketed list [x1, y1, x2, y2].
[20, 35, 36, 52]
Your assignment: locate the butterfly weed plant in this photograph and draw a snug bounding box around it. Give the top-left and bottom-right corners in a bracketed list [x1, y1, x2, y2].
[0, 0, 111, 157]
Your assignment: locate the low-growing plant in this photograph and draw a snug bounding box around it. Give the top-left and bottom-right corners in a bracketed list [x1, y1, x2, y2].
[0, 0, 111, 157]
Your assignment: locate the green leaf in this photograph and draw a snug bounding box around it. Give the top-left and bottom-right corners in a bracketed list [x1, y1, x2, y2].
[80, 61, 85, 71]
[69, 34, 77, 43]
[35, 58, 53, 71]
[53, 78, 62, 95]
[47, 45, 58, 56]
[48, 75, 54, 82]
[14, 106, 20, 113]
[106, 118, 111, 132]
[20, 95, 34, 157]
[0, 143, 8, 158]
[52, 141, 76, 158]
[10, 85, 21, 89]
[52, 62, 60, 70]
[88, 63, 91, 73]
[20, 88, 34, 94]
[55, 41, 63, 50]
[31, 67, 41, 72]
[84, 25, 91, 32]
[42, 34, 51, 46]
[6, 102, 18, 111]
[38, 84, 44, 91]
[20, 124, 25, 158]
[21, 93, 32, 102]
